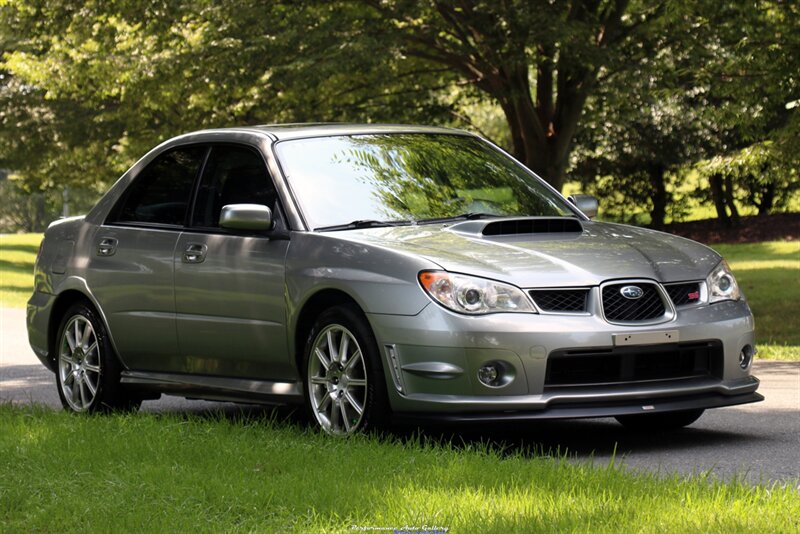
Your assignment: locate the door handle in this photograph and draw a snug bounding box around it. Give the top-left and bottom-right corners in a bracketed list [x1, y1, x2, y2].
[97, 238, 117, 257]
[183, 243, 208, 264]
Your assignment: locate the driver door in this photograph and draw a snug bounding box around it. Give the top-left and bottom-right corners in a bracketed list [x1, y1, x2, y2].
[173, 144, 293, 380]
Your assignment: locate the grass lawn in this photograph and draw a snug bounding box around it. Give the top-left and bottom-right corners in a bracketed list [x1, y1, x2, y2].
[0, 404, 797, 532]
[0, 233, 40, 309]
[2, 233, 797, 359]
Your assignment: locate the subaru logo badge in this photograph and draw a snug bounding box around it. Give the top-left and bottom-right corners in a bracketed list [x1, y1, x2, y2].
[620, 285, 644, 300]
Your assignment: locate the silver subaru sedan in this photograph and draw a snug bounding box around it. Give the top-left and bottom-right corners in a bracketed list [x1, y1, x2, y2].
[27, 124, 762, 435]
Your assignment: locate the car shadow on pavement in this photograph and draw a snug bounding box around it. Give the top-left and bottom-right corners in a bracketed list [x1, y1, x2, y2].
[389, 416, 772, 459]
[0, 364, 58, 406]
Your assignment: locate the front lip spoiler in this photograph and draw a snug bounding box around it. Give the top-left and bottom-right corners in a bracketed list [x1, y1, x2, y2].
[392, 391, 764, 424]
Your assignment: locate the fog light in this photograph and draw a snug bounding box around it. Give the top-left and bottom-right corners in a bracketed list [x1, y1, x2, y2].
[477, 364, 499, 385]
[739, 345, 754, 369]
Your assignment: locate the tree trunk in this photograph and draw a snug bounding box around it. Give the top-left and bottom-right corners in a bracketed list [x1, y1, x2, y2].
[649, 165, 668, 230]
[709, 173, 731, 227]
[759, 182, 775, 215]
[496, 66, 589, 192]
[723, 175, 740, 225]
[393, 0, 626, 192]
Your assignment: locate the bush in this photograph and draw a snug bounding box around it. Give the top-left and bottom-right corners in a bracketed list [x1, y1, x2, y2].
[0, 178, 100, 232]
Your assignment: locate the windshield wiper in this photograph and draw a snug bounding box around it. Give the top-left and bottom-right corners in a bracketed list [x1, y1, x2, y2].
[416, 212, 499, 225]
[315, 219, 411, 232]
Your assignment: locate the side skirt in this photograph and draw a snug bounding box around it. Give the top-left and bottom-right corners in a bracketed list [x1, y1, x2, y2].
[120, 370, 304, 406]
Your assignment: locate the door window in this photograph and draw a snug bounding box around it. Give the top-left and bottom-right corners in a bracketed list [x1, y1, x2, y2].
[112, 146, 206, 226]
[191, 145, 278, 228]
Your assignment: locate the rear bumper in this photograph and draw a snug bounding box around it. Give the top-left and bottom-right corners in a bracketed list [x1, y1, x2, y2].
[27, 290, 56, 372]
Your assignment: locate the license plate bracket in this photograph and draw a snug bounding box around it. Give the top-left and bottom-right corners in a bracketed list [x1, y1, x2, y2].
[613, 330, 679, 346]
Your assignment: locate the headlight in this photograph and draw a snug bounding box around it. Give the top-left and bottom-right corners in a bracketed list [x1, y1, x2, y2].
[418, 271, 535, 315]
[707, 260, 741, 303]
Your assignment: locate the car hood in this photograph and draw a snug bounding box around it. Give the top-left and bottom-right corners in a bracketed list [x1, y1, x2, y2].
[332, 219, 721, 288]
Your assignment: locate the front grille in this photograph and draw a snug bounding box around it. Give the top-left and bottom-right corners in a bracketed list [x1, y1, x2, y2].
[665, 282, 702, 307]
[529, 289, 589, 312]
[602, 282, 665, 322]
[544, 341, 724, 389]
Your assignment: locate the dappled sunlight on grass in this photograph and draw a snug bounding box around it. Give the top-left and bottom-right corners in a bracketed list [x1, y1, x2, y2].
[757, 344, 800, 360]
[715, 240, 800, 263]
[0, 406, 797, 532]
[0, 233, 40, 307]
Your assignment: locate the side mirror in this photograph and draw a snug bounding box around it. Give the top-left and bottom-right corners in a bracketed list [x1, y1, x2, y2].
[568, 194, 598, 219]
[219, 203, 273, 231]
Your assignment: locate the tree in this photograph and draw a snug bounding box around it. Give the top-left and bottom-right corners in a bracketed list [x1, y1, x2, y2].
[572, 90, 718, 229]
[363, 0, 675, 190]
[0, 1, 455, 192]
[1, 0, 796, 215]
[696, 142, 799, 224]
[688, 1, 799, 162]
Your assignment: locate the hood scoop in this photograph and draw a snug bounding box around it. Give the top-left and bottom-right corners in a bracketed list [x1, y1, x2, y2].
[448, 217, 584, 237]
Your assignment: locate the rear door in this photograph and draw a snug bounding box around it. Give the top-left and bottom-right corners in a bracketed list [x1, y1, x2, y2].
[89, 145, 207, 372]
[173, 144, 292, 380]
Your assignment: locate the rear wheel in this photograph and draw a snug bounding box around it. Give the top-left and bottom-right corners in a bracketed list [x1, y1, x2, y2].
[55, 302, 141, 413]
[615, 409, 704, 430]
[303, 305, 389, 436]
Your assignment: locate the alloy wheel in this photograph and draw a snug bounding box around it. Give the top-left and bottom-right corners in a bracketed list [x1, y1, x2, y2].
[307, 324, 368, 435]
[58, 314, 102, 412]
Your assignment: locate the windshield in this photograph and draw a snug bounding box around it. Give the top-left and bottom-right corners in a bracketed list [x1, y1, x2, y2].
[275, 133, 577, 230]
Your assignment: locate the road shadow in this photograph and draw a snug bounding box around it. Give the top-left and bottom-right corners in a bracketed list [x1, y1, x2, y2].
[387, 417, 770, 460]
[0, 363, 54, 391]
[107, 397, 780, 464]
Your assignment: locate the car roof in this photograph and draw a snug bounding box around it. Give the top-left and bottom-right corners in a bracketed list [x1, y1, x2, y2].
[184, 123, 472, 141]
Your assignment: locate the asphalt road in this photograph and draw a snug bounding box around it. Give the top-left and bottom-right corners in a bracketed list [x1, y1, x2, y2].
[2, 306, 798, 486]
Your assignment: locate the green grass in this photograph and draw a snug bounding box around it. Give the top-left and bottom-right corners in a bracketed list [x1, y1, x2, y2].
[0, 233, 40, 308]
[0, 404, 797, 533]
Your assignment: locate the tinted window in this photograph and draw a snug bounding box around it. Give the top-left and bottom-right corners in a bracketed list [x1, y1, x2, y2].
[192, 145, 277, 228]
[114, 146, 206, 226]
[275, 134, 576, 230]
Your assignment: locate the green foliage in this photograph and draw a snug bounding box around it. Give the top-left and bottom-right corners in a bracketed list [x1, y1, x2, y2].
[0, 0, 455, 192]
[0, 0, 796, 228]
[568, 0, 798, 226]
[0, 176, 100, 232]
[696, 142, 800, 216]
[687, 1, 800, 159]
[1, 405, 798, 532]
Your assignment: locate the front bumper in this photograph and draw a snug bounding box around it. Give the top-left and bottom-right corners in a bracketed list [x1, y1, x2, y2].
[368, 299, 760, 417]
[394, 391, 764, 423]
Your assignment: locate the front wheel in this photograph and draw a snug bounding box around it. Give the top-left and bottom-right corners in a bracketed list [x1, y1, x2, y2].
[615, 409, 705, 430]
[303, 305, 389, 436]
[55, 302, 141, 413]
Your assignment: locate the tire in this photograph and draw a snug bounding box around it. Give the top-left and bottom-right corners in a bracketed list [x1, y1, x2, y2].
[55, 301, 141, 413]
[302, 304, 390, 436]
[615, 409, 705, 431]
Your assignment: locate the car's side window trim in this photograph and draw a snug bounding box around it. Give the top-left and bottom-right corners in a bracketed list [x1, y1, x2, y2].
[184, 145, 214, 229]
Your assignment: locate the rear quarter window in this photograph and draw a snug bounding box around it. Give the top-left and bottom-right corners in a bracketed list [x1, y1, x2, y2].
[110, 146, 206, 226]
